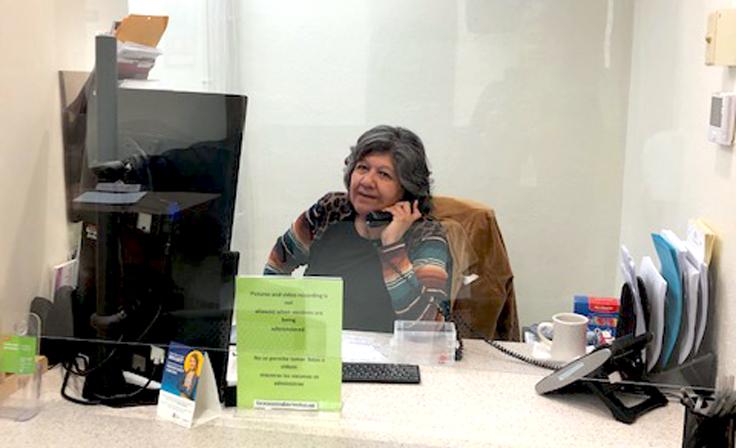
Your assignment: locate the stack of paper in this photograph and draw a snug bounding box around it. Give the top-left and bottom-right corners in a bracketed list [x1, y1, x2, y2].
[661, 230, 698, 366]
[114, 14, 168, 80]
[638, 256, 666, 372]
[686, 220, 715, 355]
[117, 42, 162, 79]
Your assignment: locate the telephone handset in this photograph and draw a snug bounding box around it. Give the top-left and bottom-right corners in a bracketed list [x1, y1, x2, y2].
[366, 211, 393, 228]
[366, 195, 426, 228]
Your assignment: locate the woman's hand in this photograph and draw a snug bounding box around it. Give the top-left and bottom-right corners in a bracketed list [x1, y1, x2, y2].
[380, 200, 422, 246]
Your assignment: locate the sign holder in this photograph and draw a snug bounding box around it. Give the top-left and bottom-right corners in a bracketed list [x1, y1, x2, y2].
[235, 276, 343, 412]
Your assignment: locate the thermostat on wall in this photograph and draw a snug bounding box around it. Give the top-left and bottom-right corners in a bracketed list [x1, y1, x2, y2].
[708, 92, 736, 146]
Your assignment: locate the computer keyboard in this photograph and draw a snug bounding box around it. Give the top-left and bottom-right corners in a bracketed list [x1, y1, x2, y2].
[342, 362, 421, 384]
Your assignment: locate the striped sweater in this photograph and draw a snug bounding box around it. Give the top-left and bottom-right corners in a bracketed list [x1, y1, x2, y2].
[265, 192, 451, 322]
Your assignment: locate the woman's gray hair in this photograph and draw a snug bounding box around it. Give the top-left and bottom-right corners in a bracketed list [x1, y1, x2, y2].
[343, 125, 433, 214]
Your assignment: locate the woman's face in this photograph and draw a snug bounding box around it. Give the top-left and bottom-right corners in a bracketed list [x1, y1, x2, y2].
[349, 152, 404, 216]
[188, 356, 198, 371]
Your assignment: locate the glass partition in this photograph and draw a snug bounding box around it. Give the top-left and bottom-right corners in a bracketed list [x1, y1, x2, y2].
[15, 0, 722, 412]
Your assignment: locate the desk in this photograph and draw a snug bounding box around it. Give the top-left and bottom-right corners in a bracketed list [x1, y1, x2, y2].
[1, 340, 683, 447]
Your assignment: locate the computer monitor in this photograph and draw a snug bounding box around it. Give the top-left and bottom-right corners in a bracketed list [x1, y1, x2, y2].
[58, 70, 247, 405]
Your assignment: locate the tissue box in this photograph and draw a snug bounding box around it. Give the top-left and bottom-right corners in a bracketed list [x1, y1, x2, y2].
[573, 295, 620, 336]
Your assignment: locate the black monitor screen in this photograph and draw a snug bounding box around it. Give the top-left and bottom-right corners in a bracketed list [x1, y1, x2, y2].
[58, 72, 247, 404]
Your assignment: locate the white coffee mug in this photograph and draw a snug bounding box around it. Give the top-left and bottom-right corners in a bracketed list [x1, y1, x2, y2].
[536, 312, 588, 362]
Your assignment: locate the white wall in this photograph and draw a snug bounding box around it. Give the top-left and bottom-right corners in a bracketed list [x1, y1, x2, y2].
[0, 0, 126, 333]
[620, 0, 736, 375]
[127, 0, 209, 92]
[231, 0, 635, 326]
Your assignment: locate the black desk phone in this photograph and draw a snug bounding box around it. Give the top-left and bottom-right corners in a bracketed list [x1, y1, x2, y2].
[535, 333, 667, 424]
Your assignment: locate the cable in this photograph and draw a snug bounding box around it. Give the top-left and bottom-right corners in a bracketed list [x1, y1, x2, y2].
[67, 304, 162, 377]
[59, 304, 164, 406]
[451, 312, 563, 370]
[64, 336, 124, 377]
[90, 370, 157, 404]
[61, 357, 100, 406]
[61, 352, 159, 406]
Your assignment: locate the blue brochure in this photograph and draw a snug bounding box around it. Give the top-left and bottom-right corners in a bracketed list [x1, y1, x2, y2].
[651, 233, 683, 368]
[160, 342, 203, 400]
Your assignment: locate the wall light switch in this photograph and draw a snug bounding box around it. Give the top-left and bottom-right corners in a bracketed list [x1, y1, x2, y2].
[706, 9, 736, 66]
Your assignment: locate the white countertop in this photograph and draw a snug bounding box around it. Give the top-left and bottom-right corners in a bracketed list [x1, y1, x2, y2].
[0, 339, 684, 447]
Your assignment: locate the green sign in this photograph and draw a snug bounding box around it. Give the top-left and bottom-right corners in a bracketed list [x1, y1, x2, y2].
[0, 335, 36, 375]
[236, 276, 343, 411]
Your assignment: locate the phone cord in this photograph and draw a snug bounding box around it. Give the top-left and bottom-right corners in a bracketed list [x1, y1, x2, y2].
[450, 312, 563, 370]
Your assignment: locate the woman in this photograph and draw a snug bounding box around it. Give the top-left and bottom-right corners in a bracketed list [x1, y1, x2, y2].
[265, 125, 451, 332]
[178, 352, 200, 400]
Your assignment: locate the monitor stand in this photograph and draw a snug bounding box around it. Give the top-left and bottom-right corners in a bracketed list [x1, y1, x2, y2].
[76, 192, 218, 405]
